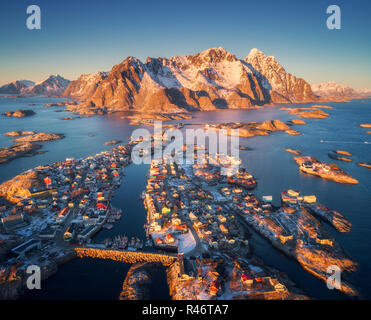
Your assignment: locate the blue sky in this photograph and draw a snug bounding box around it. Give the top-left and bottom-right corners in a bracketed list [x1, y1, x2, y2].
[0, 0, 370, 89]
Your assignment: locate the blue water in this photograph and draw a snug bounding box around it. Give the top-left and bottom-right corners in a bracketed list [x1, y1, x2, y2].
[1, 95, 370, 299]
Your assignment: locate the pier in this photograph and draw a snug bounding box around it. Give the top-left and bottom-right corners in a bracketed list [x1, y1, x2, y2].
[74, 247, 178, 266]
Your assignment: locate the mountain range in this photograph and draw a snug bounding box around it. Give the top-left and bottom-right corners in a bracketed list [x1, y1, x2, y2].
[311, 81, 371, 98]
[0, 75, 70, 96]
[63, 47, 319, 114]
[1, 48, 370, 114]
[0, 80, 35, 94]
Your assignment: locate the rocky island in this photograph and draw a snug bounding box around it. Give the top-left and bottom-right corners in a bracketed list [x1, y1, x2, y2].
[357, 162, 371, 170]
[104, 140, 122, 146]
[284, 148, 302, 155]
[0, 143, 43, 165]
[3, 131, 36, 137]
[2, 110, 35, 118]
[293, 156, 359, 184]
[205, 120, 300, 138]
[289, 119, 306, 125]
[11, 133, 64, 143]
[0, 132, 64, 164]
[328, 153, 352, 162]
[280, 107, 329, 119]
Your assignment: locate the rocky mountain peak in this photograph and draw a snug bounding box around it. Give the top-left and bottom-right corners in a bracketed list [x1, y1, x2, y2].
[186, 47, 237, 68]
[245, 49, 316, 103]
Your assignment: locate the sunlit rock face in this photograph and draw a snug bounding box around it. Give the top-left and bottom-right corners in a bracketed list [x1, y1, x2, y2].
[64, 47, 318, 114]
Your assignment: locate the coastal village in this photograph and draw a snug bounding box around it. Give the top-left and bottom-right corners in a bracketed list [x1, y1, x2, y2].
[141, 144, 358, 298]
[0, 117, 363, 299]
[0, 138, 140, 298]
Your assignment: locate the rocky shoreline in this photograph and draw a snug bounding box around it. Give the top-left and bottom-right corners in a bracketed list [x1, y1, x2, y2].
[119, 263, 161, 300]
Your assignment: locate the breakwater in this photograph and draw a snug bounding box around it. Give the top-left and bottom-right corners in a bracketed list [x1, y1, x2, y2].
[74, 247, 178, 266]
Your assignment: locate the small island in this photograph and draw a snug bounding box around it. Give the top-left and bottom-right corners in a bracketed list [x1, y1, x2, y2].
[3, 131, 35, 137]
[334, 150, 352, 156]
[280, 107, 329, 119]
[311, 105, 334, 109]
[293, 156, 358, 184]
[12, 133, 64, 143]
[205, 120, 300, 138]
[104, 140, 122, 146]
[285, 129, 301, 135]
[284, 148, 302, 155]
[289, 119, 306, 125]
[0, 143, 42, 164]
[2, 109, 35, 118]
[357, 162, 371, 170]
[0, 132, 64, 164]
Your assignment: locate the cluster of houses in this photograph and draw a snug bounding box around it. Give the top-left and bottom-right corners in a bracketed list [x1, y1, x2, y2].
[144, 156, 248, 254]
[229, 260, 288, 298]
[281, 189, 317, 205]
[222, 182, 337, 252]
[0, 141, 136, 263]
[170, 257, 225, 299]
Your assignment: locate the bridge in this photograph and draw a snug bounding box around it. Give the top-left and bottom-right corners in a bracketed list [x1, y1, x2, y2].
[74, 247, 179, 266]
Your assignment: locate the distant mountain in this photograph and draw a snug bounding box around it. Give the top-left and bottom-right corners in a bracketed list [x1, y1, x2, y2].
[356, 88, 371, 96]
[312, 81, 371, 98]
[0, 75, 70, 96]
[64, 47, 318, 114]
[0, 80, 35, 94]
[311, 82, 356, 98]
[63, 72, 108, 100]
[25, 75, 70, 96]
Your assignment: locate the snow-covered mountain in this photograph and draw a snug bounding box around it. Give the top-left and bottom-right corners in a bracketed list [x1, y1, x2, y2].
[311, 81, 371, 98]
[311, 82, 356, 98]
[0, 80, 35, 94]
[65, 47, 318, 113]
[244, 49, 317, 103]
[63, 72, 108, 100]
[25, 75, 70, 96]
[356, 88, 371, 96]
